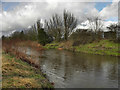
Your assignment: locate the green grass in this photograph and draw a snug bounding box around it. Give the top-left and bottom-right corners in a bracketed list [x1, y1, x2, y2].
[75, 40, 120, 56]
[2, 52, 53, 88]
[44, 39, 120, 56]
[44, 43, 59, 49]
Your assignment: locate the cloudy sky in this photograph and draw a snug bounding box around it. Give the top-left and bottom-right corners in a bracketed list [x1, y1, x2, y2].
[0, 0, 119, 37]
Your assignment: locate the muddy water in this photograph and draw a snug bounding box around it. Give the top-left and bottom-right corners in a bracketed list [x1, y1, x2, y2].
[18, 47, 118, 88]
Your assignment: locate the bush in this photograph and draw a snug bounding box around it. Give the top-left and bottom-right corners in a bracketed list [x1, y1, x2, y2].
[70, 29, 100, 46]
[38, 28, 53, 46]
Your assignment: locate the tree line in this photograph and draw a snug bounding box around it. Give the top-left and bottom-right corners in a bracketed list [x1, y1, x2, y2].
[2, 10, 120, 45]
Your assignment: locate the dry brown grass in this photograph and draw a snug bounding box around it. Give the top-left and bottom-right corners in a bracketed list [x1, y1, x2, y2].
[15, 40, 44, 51]
[2, 39, 53, 88]
[2, 52, 53, 88]
[2, 40, 44, 69]
[59, 40, 73, 49]
[12, 77, 40, 88]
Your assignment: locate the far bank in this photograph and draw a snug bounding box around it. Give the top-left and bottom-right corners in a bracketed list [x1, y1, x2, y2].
[44, 39, 120, 57]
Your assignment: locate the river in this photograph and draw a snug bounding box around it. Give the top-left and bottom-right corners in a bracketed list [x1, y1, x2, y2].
[18, 47, 118, 88]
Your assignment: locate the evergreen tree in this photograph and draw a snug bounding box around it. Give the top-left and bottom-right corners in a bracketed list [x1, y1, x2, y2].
[38, 28, 48, 46]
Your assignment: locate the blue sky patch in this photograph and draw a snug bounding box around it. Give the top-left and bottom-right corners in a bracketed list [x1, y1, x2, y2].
[95, 2, 112, 11]
[2, 2, 19, 11]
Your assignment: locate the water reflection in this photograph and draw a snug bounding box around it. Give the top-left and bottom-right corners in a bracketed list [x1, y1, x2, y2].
[40, 50, 118, 88]
[18, 47, 118, 88]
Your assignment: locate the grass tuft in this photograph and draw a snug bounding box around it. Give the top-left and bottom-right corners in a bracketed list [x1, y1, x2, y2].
[2, 52, 53, 88]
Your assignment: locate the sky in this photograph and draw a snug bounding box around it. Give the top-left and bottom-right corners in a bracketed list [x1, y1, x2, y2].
[0, 0, 119, 36]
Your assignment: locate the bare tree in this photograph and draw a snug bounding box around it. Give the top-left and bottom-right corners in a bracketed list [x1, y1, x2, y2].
[45, 10, 77, 41]
[37, 19, 43, 30]
[31, 24, 37, 40]
[107, 23, 120, 39]
[107, 24, 118, 32]
[86, 15, 104, 40]
[87, 16, 103, 33]
[63, 10, 77, 41]
[45, 14, 63, 42]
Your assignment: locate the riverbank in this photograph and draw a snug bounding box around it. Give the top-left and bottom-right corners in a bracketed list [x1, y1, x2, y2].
[44, 39, 120, 56]
[2, 51, 53, 88]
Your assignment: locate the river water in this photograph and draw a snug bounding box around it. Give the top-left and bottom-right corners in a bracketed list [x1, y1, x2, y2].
[18, 47, 118, 88]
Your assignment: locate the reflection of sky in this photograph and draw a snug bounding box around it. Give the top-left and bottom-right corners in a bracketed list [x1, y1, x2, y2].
[39, 50, 118, 88]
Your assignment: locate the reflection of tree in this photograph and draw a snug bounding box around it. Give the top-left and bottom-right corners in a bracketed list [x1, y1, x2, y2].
[41, 50, 118, 87]
[107, 60, 118, 80]
[62, 51, 118, 82]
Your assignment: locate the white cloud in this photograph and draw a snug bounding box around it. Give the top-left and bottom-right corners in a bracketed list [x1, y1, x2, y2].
[0, 0, 119, 36]
[1, 0, 118, 2]
[1, 1, 96, 32]
[118, 2, 120, 23]
[76, 20, 117, 32]
[99, 1, 118, 20]
[104, 21, 118, 27]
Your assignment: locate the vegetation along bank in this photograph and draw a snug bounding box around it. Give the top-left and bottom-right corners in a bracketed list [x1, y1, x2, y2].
[44, 39, 120, 57]
[2, 51, 54, 88]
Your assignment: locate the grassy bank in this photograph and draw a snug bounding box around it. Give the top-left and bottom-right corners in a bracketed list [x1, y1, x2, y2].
[2, 52, 53, 88]
[44, 39, 120, 56]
